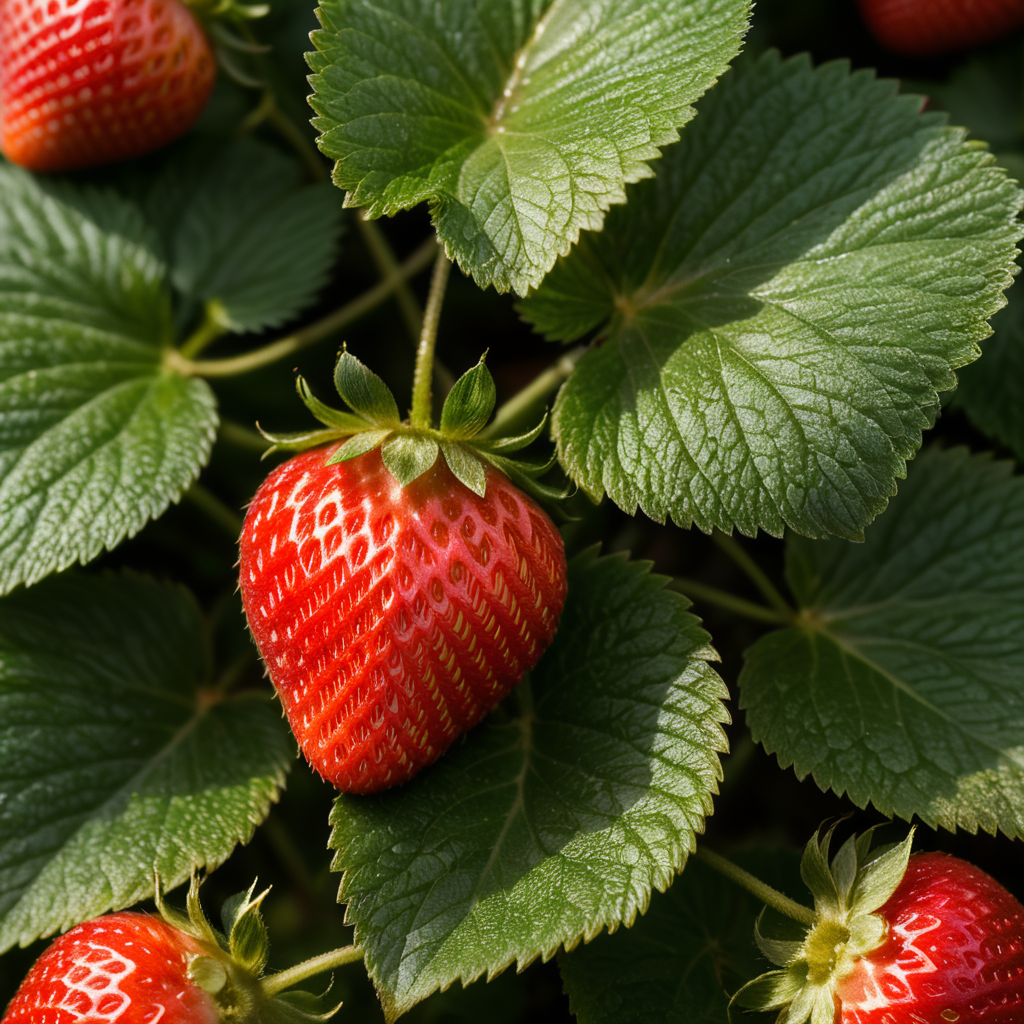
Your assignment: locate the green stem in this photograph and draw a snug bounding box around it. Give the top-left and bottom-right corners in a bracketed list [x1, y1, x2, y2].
[167, 237, 438, 378]
[184, 483, 244, 537]
[670, 579, 791, 625]
[481, 345, 586, 439]
[179, 301, 230, 360]
[261, 945, 364, 997]
[357, 215, 423, 342]
[695, 847, 816, 927]
[264, 100, 329, 184]
[409, 249, 451, 428]
[218, 419, 269, 453]
[713, 531, 794, 617]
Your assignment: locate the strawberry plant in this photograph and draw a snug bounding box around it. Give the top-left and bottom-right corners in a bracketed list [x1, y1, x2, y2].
[1, 1, 1023, 1022]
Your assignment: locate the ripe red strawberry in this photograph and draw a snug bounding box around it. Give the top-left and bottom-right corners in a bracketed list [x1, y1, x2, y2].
[837, 852, 1024, 1023]
[858, 0, 1024, 56]
[239, 446, 568, 795]
[0, 0, 216, 173]
[0, 912, 219, 1024]
[738, 831, 1024, 1024]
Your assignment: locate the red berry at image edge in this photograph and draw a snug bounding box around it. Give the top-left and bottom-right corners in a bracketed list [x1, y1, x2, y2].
[0, 912, 219, 1024]
[858, 0, 1024, 56]
[0, 0, 216, 173]
[240, 447, 568, 795]
[838, 852, 1024, 1023]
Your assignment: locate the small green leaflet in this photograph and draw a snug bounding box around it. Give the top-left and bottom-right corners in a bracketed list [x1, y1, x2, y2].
[0, 572, 295, 953]
[520, 52, 1024, 540]
[956, 281, 1024, 461]
[308, 0, 750, 294]
[739, 447, 1024, 837]
[558, 850, 802, 1024]
[329, 550, 729, 1019]
[0, 166, 217, 595]
[145, 138, 346, 334]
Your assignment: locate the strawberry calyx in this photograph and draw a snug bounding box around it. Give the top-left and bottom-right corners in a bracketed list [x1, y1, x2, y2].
[259, 348, 567, 506]
[156, 876, 343, 1023]
[732, 827, 915, 1024]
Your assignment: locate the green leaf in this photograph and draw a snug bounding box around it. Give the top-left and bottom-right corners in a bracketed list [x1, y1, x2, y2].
[439, 358, 496, 439]
[955, 281, 1024, 461]
[309, 0, 750, 295]
[0, 572, 294, 952]
[557, 850, 801, 1024]
[329, 550, 729, 1019]
[0, 166, 218, 595]
[147, 138, 346, 333]
[334, 349, 401, 425]
[380, 433, 440, 486]
[739, 446, 1024, 836]
[520, 52, 1024, 539]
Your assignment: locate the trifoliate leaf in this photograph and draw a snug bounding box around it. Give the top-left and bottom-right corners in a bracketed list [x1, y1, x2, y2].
[0, 167, 217, 595]
[147, 138, 345, 333]
[520, 51, 1023, 539]
[439, 358, 496, 439]
[329, 550, 729, 1019]
[740, 446, 1024, 836]
[0, 573, 294, 952]
[308, 0, 750, 294]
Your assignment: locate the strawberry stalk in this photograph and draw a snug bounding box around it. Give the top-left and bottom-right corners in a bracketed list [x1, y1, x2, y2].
[410, 250, 453, 429]
[261, 946, 365, 998]
[694, 846, 816, 926]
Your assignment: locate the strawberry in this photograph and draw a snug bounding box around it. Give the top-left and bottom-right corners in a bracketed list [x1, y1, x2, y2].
[837, 852, 1024, 1023]
[239, 351, 568, 794]
[857, 0, 1024, 56]
[1, 877, 346, 1024]
[0, 0, 217, 173]
[736, 830, 1024, 1024]
[0, 912, 219, 1024]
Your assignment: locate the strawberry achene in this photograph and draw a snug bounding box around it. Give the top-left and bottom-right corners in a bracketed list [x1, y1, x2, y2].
[0, 0, 216, 172]
[0, 912, 219, 1024]
[239, 447, 568, 795]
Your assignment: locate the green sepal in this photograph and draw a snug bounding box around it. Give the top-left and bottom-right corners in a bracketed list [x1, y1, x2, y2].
[334, 349, 401, 426]
[325, 429, 393, 465]
[298, 376, 370, 432]
[754, 911, 802, 967]
[258, 427, 354, 455]
[439, 356, 496, 440]
[441, 441, 487, 496]
[849, 832, 914, 917]
[224, 881, 272, 978]
[475, 413, 549, 455]
[800, 826, 841, 918]
[381, 434, 440, 486]
[259, 989, 345, 1024]
[189, 956, 229, 995]
[730, 968, 803, 1013]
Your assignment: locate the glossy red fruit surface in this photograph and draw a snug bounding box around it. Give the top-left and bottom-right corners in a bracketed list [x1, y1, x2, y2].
[858, 0, 1024, 56]
[837, 852, 1024, 1023]
[1, 912, 219, 1024]
[239, 447, 568, 795]
[0, 0, 216, 172]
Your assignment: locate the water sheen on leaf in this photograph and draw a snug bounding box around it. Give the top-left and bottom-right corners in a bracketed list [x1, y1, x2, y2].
[308, 0, 750, 294]
[329, 550, 729, 1019]
[0, 573, 294, 952]
[739, 447, 1024, 837]
[0, 167, 217, 595]
[520, 51, 1023, 539]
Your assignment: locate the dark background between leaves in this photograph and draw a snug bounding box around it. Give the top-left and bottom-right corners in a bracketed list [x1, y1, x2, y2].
[1, 0, 1022, 1019]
